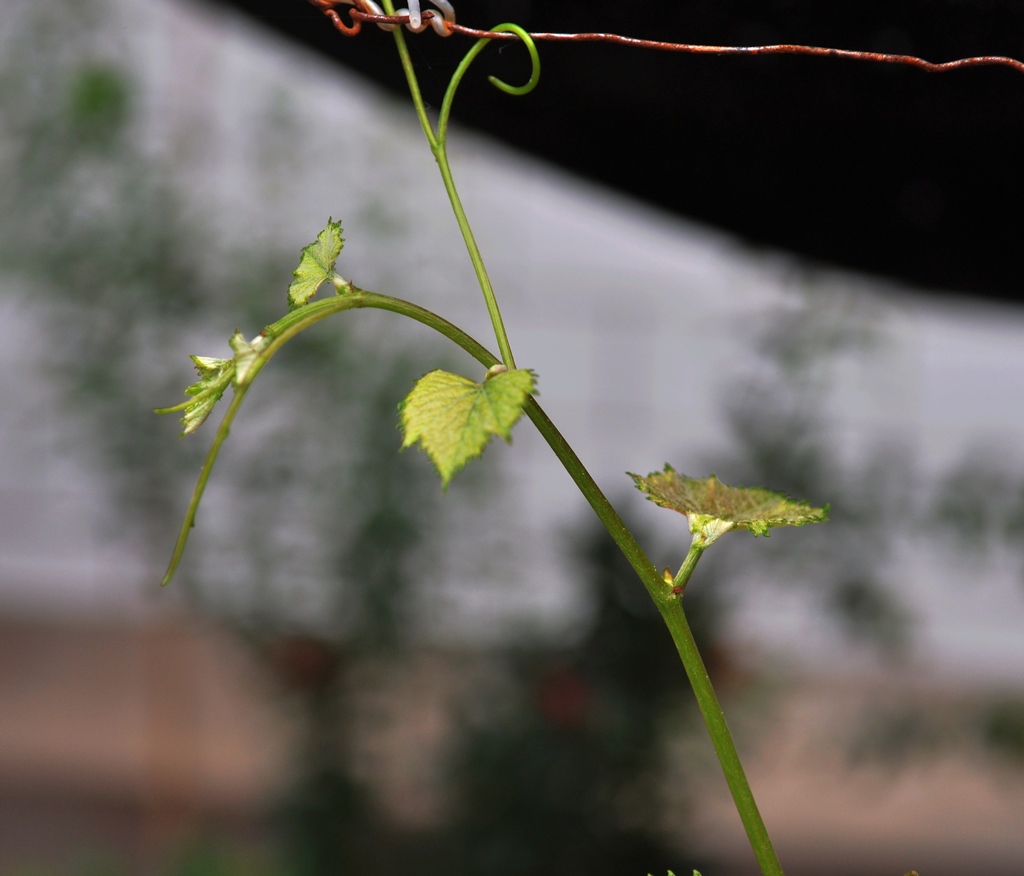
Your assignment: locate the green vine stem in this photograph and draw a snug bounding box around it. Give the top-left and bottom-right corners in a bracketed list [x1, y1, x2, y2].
[662, 542, 784, 876]
[160, 287, 500, 587]
[375, 19, 784, 874]
[159, 283, 783, 874]
[525, 413, 777, 876]
[522, 417, 784, 876]
[663, 595, 783, 875]
[162, 16, 784, 872]
[382, 0, 540, 370]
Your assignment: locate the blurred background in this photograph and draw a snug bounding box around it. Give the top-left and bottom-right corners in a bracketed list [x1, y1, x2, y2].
[2, 1, 1024, 874]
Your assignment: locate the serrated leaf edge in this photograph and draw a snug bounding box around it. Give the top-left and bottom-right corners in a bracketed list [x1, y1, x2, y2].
[399, 367, 535, 488]
[630, 465, 828, 545]
[287, 218, 345, 311]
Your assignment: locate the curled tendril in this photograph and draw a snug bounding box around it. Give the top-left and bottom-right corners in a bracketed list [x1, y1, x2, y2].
[484, 23, 541, 95]
[438, 23, 540, 143]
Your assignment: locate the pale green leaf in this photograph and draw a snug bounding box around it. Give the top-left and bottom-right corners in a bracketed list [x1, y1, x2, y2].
[155, 354, 234, 435]
[630, 466, 828, 546]
[155, 323, 274, 435]
[400, 367, 535, 488]
[287, 218, 344, 310]
[189, 355, 231, 384]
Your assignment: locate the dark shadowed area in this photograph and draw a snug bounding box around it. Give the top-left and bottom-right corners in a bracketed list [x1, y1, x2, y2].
[210, 0, 1024, 302]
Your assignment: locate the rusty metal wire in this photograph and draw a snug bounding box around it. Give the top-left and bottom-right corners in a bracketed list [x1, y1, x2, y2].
[311, 0, 456, 37]
[310, 0, 1024, 77]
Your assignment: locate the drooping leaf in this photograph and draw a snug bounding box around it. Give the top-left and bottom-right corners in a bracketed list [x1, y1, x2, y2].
[287, 217, 344, 310]
[630, 466, 828, 545]
[400, 366, 535, 488]
[154, 354, 234, 435]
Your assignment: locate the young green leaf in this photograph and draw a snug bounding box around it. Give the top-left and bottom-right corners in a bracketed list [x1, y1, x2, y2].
[287, 217, 345, 310]
[154, 354, 235, 436]
[400, 367, 535, 488]
[630, 466, 828, 546]
[156, 322, 273, 436]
